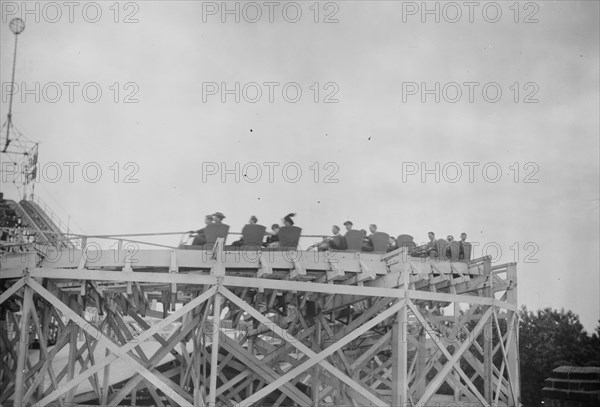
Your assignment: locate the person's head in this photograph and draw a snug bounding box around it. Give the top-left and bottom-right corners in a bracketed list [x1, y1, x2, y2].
[428, 232, 435, 241]
[343, 221, 353, 231]
[204, 215, 213, 225]
[271, 224, 280, 234]
[283, 213, 296, 226]
[447, 235, 454, 242]
[249, 215, 258, 224]
[332, 225, 340, 234]
[460, 232, 467, 241]
[369, 224, 377, 233]
[212, 212, 226, 223]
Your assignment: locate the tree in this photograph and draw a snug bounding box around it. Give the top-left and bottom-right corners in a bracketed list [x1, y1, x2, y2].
[518, 307, 598, 406]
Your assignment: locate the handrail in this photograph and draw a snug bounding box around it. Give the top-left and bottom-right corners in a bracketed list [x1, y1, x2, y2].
[30, 196, 69, 233]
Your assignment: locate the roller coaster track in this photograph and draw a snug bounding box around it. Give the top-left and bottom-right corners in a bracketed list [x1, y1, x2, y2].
[4, 199, 72, 249]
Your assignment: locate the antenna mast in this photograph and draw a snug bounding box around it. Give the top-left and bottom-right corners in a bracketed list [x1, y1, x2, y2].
[2, 18, 25, 154]
[1, 18, 37, 200]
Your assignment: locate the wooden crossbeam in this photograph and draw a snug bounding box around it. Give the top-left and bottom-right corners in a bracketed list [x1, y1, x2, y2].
[222, 286, 398, 407]
[219, 335, 313, 406]
[0, 277, 25, 304]
[411, 300, 493, 406]
[493, 310, 518, 405]
[106, 313, 204, 406]
[31, 280, 217, 406]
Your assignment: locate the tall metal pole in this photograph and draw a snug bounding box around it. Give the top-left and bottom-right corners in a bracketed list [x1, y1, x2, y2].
[3, 18, 25, 152]
[1, 18, 25, 196]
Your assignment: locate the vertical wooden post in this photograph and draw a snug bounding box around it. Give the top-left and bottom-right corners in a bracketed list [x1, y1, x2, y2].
[208, 292, 221, 407]
[506, 264, 520, 406]
[66, 320, 79, 403]
[483, 259, 494, 403]
[13, 282, 34, 407]
[102, 347, 111, 405]
[453, 298, 461, 402]
[415, 327, 427, 399]
[312, 317, 322, 406]
[392, 270, 409, 407]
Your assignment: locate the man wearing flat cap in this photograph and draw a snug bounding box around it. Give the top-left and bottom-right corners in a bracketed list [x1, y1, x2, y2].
[343, 221, 353, 232]
[212, 212, 226, 223]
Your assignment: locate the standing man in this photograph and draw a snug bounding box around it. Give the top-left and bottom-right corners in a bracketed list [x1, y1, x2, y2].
[446, 235, 454, 258]
[426, 231, 437, 257]
[459, 232, 468, 260]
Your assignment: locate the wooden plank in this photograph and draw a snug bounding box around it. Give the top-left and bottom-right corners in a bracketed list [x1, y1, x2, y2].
[38, 248, 388, 274]
[29, 268, 404, 298]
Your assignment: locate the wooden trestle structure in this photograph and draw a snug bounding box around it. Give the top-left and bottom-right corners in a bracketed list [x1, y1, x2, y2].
[1, 239, 520, 406]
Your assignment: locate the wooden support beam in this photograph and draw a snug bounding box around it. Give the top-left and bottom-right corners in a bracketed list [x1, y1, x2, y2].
[289, 257, 307, 280]
[506, 264, 520, 406]
[256, 251, 273, 278]
[13, 282, 33, 407]
[208, 292, 222, 406]
[0, 277, 25, 304]
[391, 270, 409, 407]
[170, 249, 178, 311]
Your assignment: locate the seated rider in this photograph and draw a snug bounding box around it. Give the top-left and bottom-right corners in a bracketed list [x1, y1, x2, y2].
[312, 225, 348, 251]
[264, 224, 280, 248]
[362, 224, 377, 252]
[189, 215, 213, 245]
[232, 215, 259, 246]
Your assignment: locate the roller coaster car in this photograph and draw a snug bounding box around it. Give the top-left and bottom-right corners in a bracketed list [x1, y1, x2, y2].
[274, 226, 302, 250]
[370, 232, 390, 253]
[344, 230, 366, 251]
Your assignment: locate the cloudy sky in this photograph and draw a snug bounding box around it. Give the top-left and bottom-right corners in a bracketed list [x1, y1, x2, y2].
[1, 1, 598, 331]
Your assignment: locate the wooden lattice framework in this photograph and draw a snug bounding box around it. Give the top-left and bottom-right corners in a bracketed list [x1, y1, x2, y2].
[1, 239, 520, 406]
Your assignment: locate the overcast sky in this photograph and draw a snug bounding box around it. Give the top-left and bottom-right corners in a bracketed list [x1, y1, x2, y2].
[1, 0, 598, 331]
